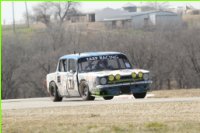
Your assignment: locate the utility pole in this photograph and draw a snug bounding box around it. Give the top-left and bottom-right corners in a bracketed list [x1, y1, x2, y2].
[12, 2, 15, 33]
[25, 2, 30, 28]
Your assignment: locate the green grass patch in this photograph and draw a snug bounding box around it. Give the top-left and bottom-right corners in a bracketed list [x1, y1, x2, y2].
[145, 122, 168, 132]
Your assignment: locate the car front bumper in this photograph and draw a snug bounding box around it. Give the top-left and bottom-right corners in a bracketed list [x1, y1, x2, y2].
[92, 80, 152, 96]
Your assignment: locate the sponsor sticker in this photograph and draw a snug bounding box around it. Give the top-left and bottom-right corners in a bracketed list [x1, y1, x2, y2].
[86, 55, 119, 61]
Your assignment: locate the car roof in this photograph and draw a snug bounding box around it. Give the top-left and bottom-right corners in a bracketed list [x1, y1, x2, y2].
[59, 51, 124, 60]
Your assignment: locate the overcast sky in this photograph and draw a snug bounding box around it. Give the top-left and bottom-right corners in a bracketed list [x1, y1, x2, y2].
[2, 2, 200, 25]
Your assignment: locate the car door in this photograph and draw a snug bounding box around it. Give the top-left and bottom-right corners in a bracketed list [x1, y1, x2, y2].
[56, 59, 69, 96]
[66, 59, 79, 96]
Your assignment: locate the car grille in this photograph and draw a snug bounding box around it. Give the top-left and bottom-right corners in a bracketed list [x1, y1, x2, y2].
[107, 75, 143, 84]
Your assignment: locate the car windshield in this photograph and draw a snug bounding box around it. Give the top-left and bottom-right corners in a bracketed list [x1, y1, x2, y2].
[78, 54, 132, 72]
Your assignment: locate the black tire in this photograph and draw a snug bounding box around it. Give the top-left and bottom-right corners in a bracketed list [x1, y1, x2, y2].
[49, 82, 63, 102]
[103, 96, 114, 100]
[79, 81, 95, 101]
[133, 92, 147, 99]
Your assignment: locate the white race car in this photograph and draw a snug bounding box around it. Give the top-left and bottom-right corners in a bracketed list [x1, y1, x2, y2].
[46, 51, 152, 101]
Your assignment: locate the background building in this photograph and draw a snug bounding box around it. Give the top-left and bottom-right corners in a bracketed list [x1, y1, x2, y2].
[103, 11, 182, 29]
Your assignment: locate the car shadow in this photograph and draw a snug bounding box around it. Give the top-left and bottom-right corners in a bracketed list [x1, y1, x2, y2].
[62, 98, 104, 102]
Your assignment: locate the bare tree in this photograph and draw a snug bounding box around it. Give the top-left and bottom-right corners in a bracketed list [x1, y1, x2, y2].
[51, 2, 79, 25]
[181, 28, 200, 78]
[2, 35, 25, 99]
[142, 2, 170, 11]
[33, 2, 79, 27]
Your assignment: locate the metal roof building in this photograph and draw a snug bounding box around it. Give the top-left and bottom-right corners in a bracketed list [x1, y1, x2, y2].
[102, 11, 182, 29]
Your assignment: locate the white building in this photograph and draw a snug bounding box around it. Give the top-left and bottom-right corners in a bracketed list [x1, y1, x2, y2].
[94, 8, 128, 21]
[102, 11, 182, 29]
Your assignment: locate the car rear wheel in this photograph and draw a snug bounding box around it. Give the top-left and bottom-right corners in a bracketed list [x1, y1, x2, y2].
[79, 81, 95, 101]
[103, 96, 114, 100]
[133, 92, 147, 99]
[49, 82, 63, 102]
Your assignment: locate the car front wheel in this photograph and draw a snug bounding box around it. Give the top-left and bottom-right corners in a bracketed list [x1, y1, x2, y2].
[49, 82, 63, 102]
[79, 81, 95, 101]
[133, 92, 147, 99]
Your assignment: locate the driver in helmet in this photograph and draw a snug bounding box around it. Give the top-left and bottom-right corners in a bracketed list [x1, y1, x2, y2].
[85, 60, 94, 71]
[95, 59, 112, 70]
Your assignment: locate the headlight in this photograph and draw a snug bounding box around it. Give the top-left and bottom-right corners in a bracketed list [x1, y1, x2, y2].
[138, 72, 143, 78]
[143, 73, 149, 80]
[115, 74, 121, 80]
[108, 75, 114, 81]
[100, 77, 107, 85]
[131, 72, 137, 79]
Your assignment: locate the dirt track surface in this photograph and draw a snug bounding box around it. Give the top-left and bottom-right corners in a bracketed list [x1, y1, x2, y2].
[2, 95, 200, 110]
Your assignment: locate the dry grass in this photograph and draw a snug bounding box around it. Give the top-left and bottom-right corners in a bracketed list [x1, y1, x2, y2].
[182, 14, 200, 27]
[3, 101, 200, 133]
[151, 89, 200, 98]
[183, 15, 200, 22]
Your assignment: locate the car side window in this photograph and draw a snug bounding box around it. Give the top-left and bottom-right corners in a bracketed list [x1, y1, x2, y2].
[58, 60, 65, 72]
[63, 60, 68, 72]
[68, 59, 76, 72]
[118, 58, 126, 69]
